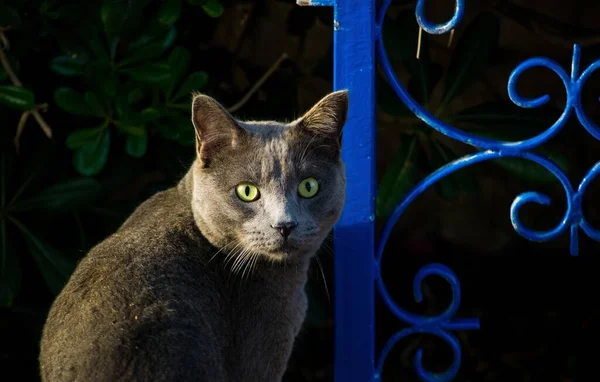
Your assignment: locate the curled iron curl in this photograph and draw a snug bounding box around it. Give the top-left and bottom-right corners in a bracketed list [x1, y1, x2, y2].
[576, 162, 600, 241]
[414, 0, 465, 35]
[573, 49, 600, 140]
[375, 325, 462, 382]
[375, 260, 481, 330]
[508, 151, 574, 243]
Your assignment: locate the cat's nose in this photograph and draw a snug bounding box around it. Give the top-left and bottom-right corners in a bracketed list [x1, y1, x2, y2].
[271, 222, 297, 239]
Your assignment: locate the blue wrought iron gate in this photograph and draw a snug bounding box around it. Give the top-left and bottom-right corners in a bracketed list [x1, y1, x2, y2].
[298, 0, 600, 381]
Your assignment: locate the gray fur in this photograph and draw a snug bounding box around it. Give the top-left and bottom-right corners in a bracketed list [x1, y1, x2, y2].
[39, 90, 348, 382]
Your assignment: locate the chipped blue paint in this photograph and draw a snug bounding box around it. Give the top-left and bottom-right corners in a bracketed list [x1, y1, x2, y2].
[296, 0, 335, 7]
[297, 0, 600, 381]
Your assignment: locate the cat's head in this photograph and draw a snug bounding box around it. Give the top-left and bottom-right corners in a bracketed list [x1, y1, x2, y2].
[189, 91, 348, 263]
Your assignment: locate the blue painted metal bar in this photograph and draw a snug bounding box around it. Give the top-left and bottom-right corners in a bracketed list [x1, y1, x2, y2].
[331, 1, 377, 381]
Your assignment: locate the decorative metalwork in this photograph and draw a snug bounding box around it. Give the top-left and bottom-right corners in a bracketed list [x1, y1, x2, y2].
[299, 0, 600, 380]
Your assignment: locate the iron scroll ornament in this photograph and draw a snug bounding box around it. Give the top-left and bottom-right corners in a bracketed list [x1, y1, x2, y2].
[375, 0, 600, 380]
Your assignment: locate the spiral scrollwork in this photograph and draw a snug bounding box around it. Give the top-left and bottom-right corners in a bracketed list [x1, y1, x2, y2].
[376, 1, 600, 380]
[373, 263, 480, 382]
[505, 44, 600, 254]
[415, 0, 465, 35]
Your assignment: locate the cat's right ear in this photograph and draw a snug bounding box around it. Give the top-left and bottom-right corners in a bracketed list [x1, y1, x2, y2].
[191, 93, 244, 168]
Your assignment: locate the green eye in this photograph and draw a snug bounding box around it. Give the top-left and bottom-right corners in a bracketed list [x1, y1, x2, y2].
[298, 177, 319, 198]
[236, 183, 260, 202]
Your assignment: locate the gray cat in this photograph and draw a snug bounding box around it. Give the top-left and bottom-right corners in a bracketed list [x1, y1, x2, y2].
[39, 90, 348, 382]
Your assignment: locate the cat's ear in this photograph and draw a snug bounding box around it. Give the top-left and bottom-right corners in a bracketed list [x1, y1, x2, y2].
[296, 90, 348, 152]
[191, 93, 245, 168]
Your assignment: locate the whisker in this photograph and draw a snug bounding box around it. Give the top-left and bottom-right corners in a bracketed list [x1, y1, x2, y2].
[230, 248, 248, 276]
[223, 241, 244, 269]
[319, 240, 335, 258]
[315, 255, 330, 305]
[233, 248, 253, 278]
[248, 251, 261, 281]
[225, 246, 247, 282]
[209, 239, 238, 263]
[240, 250, 255, 283]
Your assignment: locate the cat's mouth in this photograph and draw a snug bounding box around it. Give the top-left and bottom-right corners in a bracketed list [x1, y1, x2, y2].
[262, 241, 301, 260]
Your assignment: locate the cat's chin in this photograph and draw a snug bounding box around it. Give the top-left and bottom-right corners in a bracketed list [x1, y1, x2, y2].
[260, 243, 315, 262]
[263, 246, 299, 262]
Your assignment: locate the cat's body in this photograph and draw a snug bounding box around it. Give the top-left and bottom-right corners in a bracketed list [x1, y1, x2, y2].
[39, 91, 348, 382]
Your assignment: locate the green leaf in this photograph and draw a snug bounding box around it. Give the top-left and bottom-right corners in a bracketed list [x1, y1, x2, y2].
[50, 56, 88, 77]
[428, 139, 478, 200]
[167, 47, 191, 86]
[87, 30, 110, 61]
[202, 0, 224, 18]
[0, 86, 34, 111]
[158, 0, 181, 25]
[73, 128, 111, 176]
[11, 218, 75, 295]
[115, 84, 142, 117]
[66, 127, 105, 149]
[0, 5, 21, 27]
[117, 124, 146, 136]
[376, 136, 419, 217]
[54, 87, 95, 116]
[14, 178, 101, 212]
[156, 122, 182, 141]
[84, 92, 105, 117]
[438, 12, 500, 114]
[174, 71, 208, 100]
[84, 61, 117, 99]
[101, 1, 128, 39]
[121, 25, 177, 66]
[140, 108, 161, 123]
[126, 131, 148, 158]
[449, 101, 559, 132]
[121, 63, 173, 84]
[156, 111, 194, 144]
[186, 0, 203, 4]
[0, 220, 20, 307]
[128, 88, 146, 105]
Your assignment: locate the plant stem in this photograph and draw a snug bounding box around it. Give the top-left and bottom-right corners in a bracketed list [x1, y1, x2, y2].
[14, 111, 30, 153]
[0, 31, 53, 141]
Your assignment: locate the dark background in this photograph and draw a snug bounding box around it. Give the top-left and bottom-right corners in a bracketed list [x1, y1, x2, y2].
[0, 0, 598, 381]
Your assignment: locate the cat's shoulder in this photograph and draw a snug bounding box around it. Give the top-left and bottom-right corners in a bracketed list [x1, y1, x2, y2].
[122, 186, 192, 227]
[90, 186, 203, 259]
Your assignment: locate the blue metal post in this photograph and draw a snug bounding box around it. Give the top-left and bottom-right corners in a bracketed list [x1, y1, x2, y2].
[297, 0, 376, 379]
[332, 0, 376, 381]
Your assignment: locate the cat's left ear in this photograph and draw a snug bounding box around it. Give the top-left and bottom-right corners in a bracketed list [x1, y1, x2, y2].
[296, 90, 348, 152]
